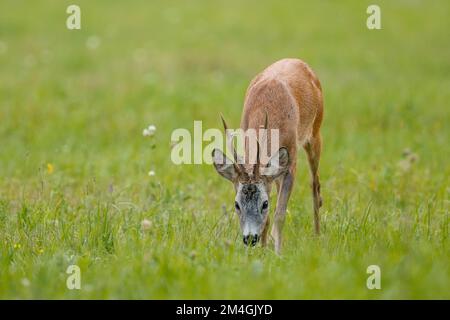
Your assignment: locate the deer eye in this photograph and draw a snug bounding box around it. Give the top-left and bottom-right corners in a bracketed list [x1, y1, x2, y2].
[235, 201, 240, 211]
[262, 200, 269, 210]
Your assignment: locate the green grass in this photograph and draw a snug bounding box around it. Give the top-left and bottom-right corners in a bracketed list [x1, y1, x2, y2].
[0, 0, 449, 299]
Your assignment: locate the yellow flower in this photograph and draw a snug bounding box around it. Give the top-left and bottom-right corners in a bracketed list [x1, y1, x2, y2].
[47, 163, 54, 174]
[37, 248, 44, 254]
[13, 243, 21, 249]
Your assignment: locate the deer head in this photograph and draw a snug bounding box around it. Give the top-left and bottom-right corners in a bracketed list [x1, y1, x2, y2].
[212, 115, 289, 246]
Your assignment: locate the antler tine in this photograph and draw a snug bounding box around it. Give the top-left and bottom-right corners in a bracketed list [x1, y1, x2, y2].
[220, 113, 237, 162]
[220, 113, 243, 173]
[264, 110, 268, 130]
[253, 112, 268, 177]
[220, 112, 229, 132]
[253, 137, 261, 177]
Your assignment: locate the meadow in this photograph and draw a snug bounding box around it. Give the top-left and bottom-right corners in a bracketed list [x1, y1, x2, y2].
[0, 0, 448, 299]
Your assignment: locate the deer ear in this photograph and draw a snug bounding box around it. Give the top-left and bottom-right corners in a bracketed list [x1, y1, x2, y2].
[263, 147, 290, 179]
[212, 148, 238, 181]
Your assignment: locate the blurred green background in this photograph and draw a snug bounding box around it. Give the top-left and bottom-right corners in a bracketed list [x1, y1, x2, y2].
[0, 0, 448, 298]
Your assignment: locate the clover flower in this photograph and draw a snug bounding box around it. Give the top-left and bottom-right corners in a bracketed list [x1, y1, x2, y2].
[141, 219, 152, 231]
[143, 124, 156, 137]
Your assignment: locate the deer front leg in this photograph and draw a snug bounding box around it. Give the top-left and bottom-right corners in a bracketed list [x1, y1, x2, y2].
[271, 169, 295, 254]
[260, 182, 274, 247]
[260, 216, 270, 247]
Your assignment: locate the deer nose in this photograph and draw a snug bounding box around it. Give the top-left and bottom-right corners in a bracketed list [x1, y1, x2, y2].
[243, 234, 259, 246]
[243, 235, 249, 246]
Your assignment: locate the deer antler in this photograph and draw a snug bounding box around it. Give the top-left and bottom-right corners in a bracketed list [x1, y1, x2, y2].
[220, 114, 245, 174]
[253, 111, 268, 177]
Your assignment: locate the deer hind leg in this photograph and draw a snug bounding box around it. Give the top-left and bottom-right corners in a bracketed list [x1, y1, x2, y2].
[265, 180, 281, 246]
[270, 168, 295, 254]
[304, 134, 322, 235]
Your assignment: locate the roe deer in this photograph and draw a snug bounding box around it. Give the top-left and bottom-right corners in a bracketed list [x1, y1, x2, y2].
[212, 58, 323, 254]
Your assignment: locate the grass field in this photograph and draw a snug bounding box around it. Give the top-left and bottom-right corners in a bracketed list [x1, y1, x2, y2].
[0, 0, 449, 299]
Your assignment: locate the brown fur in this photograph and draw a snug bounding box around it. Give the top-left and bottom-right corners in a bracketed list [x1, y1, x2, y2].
[241, 58, 324, 252]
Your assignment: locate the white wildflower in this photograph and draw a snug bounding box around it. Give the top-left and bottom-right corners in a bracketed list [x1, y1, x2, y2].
[142, 124, 156, 137]
[148, 170, 155, 177]
[141, 219, 152, 231]
[147, 125, 156, 135]
[21, 278, 30, 287]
